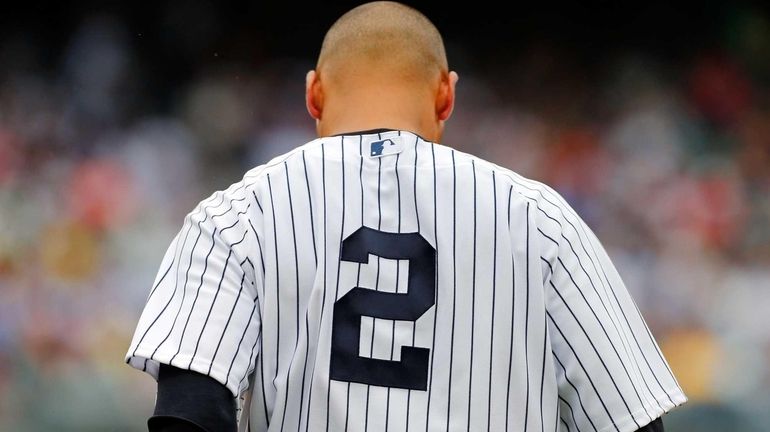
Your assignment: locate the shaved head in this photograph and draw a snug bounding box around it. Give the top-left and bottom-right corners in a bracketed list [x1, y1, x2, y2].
[306, 1, 458, 141]
[317, 2, 448, 87]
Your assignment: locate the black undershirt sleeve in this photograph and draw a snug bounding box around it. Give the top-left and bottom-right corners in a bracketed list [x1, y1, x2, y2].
[636, 417, 665, 432]
[148, 364, 237, 432]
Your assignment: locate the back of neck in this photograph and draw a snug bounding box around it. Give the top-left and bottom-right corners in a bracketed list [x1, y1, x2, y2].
[316, 88, 437, 141]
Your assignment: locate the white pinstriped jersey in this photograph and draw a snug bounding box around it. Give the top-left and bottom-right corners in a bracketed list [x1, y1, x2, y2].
[127, 129, 686, 432]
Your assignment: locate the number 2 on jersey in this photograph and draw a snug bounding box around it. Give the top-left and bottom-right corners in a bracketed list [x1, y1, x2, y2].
[330, 227, 436, 390]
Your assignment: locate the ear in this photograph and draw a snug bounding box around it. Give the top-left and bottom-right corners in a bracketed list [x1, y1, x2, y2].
[436, 71, 459, 122]
[306, 70, 323, 120]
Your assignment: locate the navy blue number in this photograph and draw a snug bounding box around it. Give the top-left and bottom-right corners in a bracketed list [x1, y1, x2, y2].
[330, 227, 436, 390]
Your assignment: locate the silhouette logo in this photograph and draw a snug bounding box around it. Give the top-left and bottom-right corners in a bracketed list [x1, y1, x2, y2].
[370, 139, 396, 157]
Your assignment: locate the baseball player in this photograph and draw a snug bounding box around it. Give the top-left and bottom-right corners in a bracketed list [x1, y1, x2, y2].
[126, 2, 686, 431]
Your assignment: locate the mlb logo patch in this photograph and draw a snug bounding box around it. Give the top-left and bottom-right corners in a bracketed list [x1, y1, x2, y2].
[370, 136, 404, 157]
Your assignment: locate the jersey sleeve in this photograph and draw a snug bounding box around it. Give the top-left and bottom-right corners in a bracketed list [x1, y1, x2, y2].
[536, 187, 686, 432]
[126, 180, 263, 398]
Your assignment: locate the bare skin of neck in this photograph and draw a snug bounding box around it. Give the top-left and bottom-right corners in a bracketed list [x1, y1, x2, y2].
[306, 69, 459, 143]
[319, 85, 436, 138]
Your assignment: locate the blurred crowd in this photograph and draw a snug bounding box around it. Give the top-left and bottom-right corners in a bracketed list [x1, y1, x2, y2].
[1, 8, 769, 431]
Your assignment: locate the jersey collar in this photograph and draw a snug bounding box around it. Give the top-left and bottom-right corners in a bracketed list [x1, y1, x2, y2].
[331, 128, 428, 142]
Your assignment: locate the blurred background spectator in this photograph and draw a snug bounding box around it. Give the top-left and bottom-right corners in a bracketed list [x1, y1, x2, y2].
[0, 2, 768, 430]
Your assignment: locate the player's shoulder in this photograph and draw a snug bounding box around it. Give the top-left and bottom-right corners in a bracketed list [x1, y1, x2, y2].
[188, 137, 325, 216]
[217, 136, 337, 204]
[447, 147, 561, 205]
[444, 145, 576, 228]
[241, 137, 326, 184]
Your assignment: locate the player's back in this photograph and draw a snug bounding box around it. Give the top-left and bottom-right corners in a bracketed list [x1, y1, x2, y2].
[127, 129, 684, 432]
[245, 128, 539, 431]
